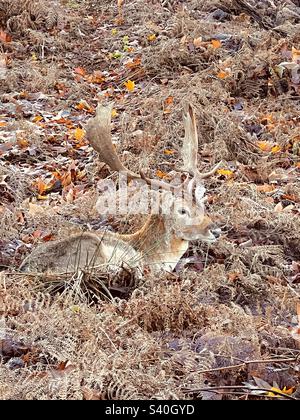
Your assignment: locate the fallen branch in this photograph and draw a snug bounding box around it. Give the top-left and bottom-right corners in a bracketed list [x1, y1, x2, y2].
[196, 357, 298, 375]
[183, 385, 298, 400]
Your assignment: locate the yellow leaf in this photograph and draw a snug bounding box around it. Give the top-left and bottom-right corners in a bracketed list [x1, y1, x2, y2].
[148, 33, 156, 42]
[71, 305, 81, 314]
[267, 386, 294, 398]
[211, 39, 221, 49]
[217, 169, 234, 178]
[124, 79, 135, 92]
[111, 108, 118, 118]
[257, 141, 273, 152]
[0, 121, 7, 126]
[163, 149, 175, 155]
[217, 70, 230, 79]
[74, 128, 85, 141]
[271, 145, 281, 154]
[37, 195, 49, 201]
[75, 100, 94, 113]
[296, 162, 300, 168]
[156, 169, 168, 179]
[32, 115, 43, 123]
[111, 28, 118, 36]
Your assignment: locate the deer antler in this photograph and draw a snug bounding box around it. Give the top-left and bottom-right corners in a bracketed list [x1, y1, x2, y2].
[86, 103, 187, 191]
[86, 103, 136, 176]
[182, 104, 222, 179]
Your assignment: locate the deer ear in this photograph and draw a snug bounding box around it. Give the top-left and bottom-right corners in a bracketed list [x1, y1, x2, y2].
[195, 184, 206, 205]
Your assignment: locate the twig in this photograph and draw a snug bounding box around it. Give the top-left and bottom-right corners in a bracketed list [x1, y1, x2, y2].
[196, 357, 298, 375]
[183, 385, 297, 400]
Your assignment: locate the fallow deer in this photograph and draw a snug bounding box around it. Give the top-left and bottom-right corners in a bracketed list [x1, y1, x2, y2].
[20, 104, 221, 274]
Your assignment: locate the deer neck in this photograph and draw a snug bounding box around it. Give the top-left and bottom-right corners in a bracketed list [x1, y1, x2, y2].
[119, 214, 189, 272]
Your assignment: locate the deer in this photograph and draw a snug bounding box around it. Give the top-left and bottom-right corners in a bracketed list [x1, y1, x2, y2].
[20, 103, 221, 275]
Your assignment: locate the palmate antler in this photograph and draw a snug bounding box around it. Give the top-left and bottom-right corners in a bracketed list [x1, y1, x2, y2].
[181, 104, 222, 202]
[86, 103, 220, 194]
[86, 104, 131, 175]
[182, 104, 222, 179]
[86, 103, 187, 191]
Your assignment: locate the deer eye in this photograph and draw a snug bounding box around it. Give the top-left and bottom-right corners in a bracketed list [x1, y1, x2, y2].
[178, 208, 188, 216]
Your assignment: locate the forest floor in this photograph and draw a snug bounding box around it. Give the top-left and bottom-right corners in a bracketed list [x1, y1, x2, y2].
[0, 0, 300, 400]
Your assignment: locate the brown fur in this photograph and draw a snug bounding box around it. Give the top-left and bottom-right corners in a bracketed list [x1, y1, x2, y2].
[20, 209, 216, 274]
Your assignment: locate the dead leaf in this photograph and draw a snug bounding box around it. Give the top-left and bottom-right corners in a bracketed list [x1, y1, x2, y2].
[292, 46, 300, 63]
[17, 138, 29, 149]
[74, 128, 85, 141]
[193, 37, 203, 48]
[75, 100, 94, 113]
[267, 386, 295, 398]
[148, 34, 156, 42]
[257, 141, 273, 152]
[74, 67, 86, 76]
[32, 115, 43, 123]
[82, 387, 104, 400]
[163, 149, 175, 155]
[124, 80, 135, 91]
[271, 145, 281, 154]
[87, 71, 105, 84]
[124, 57, 141, 69]
[217, 70, 231, 79]
[156, 170, 168, 179]
[28, 203, 46, 216]
[32, 229, 42, 238]
[256, 184, 276, 193]
[111, 108, 118, 118]
[228, 272, 240, 282]
[164, 96, 174, 105]
[274, 202, 283, 212]
[211, 39, 221, 49]
[0, 30, 12, 43]
[217, 169, 234, 178]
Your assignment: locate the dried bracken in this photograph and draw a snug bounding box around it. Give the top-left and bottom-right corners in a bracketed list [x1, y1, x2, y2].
[0, 0, 59, 33]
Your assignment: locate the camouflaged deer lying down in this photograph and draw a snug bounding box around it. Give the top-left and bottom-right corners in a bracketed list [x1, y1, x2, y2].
[20, 104, 221, 275]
